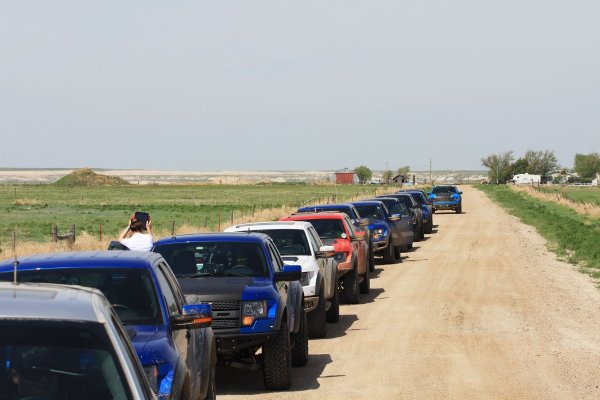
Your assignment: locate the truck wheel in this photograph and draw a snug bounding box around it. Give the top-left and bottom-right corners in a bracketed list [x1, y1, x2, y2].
[343, 266, 359, 304]
[368, 245, 375, 272]
[425, 217, 433, 234]
[291, 307, 309, 367]
[394, 245, 403, 263]
[263, 321, 291, 390]
[326, 284, 340, 323]
[419, 225, 425, 239]
[413, 225, 421, 242]
[456, 204, 462, 214]
[382, 240, 395, 264]
[307, 288, 327, 338]
[359, 269, 370, 294]
[204, 364, 216, 400]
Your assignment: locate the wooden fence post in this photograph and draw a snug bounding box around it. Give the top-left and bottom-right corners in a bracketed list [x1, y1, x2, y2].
[171, 221, 176, 235]
[52, 224, 58, 242]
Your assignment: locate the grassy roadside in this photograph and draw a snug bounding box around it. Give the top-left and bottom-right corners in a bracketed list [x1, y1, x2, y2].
[476, 185, 600, 281]
[0, 183, 398, 257]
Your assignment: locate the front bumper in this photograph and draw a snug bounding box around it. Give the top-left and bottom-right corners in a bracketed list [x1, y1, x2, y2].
[433, 202, 459, 210]
[216, 331, 273, 356]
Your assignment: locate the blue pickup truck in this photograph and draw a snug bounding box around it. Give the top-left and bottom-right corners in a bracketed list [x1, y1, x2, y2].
[0, 251, 216, 400]
[153, 232, 308, 390]
[351, 200, 412, 264]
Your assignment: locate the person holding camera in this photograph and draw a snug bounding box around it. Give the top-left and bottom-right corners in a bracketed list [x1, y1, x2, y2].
[118, 213, 154, 252]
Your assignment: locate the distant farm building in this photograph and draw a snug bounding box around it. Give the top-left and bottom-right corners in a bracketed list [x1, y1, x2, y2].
[334, 169, 359, 184]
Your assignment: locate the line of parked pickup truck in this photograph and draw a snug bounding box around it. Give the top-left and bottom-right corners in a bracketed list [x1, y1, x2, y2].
[0, 185, 462, 399]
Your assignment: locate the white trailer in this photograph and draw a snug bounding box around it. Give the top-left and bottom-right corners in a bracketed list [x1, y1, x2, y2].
[512, 173, 541, 184]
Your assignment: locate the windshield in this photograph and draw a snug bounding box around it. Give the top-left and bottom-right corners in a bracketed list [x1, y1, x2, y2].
[354, 205, 383, 220]
[154, 241, 269, 278]
[0, 269, 162, 326]
[409, 193, 427, 204]
[305, 219, 347, 240]
[432, 186, 456, 194]
[254, 229, 311, 256]
[0, 321, 133, 400]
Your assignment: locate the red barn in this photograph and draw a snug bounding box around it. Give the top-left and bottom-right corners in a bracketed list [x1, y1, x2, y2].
[334, 169, 359, 184]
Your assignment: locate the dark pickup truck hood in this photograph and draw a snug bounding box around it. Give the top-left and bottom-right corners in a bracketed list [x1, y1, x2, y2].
[178, 276, 271, 303]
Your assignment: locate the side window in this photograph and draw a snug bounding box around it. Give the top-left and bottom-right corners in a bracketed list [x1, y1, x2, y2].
[344, 217, 356, 236]
[390, 203, 402, 215]
[159, 262, 186, 306]
[306, 228, 321, 253]
[154, 265, 180, 317]
[268, 243, 283, 272]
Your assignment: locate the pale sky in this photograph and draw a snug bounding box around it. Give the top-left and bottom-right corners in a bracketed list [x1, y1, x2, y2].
[1, 1, 599, 171]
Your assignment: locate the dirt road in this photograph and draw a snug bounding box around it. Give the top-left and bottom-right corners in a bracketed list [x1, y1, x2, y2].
[216, 186, 600, 399]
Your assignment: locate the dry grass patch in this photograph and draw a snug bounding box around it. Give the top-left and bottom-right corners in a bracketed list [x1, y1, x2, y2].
[510, 185, 600, 218]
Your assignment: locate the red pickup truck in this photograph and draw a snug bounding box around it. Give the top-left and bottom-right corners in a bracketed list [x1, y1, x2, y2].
[280, 212, 370, 304]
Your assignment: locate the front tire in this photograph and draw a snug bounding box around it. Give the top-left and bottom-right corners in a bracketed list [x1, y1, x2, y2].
[368, 244, 375, 272]
[326, 284, 340, 323]
[204, 365, 216, 400]
[263, 321, 291, 390]
[383, 240, 395, 264]
[456, 204, 462, 214]
[342, 266, 360, 304]
[307, 288, 327, 338]
[359, 269, 370, 294]
[291, 307, 309, 367]
[425, 217, 433, 234]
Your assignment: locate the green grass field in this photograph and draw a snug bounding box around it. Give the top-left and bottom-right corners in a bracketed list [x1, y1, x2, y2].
[1, 183, 388, 243]
[477, 185, 600, 280]
[535, 185, 600, 205]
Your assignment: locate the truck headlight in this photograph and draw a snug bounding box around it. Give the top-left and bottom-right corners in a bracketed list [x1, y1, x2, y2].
[371, 228, 387, 240]
[242, 300, 268, 326]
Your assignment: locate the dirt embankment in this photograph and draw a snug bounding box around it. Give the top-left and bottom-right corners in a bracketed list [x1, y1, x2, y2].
[216, 185, 600, 400]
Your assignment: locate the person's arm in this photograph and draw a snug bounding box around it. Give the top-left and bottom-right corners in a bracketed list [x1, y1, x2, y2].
[118, 220, 132, 241]
[146, 220, 154, 240]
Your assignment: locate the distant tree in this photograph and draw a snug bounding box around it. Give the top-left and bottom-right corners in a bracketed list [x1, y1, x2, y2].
[481, 151, 514, 183]
[354, 165, 373, 184]
[574, 153, 600, 179]
[523, 150, 558, 176]
[382, 169, 394, 184]
[396, 166, 410, 183]
[510, 158, 529, 175]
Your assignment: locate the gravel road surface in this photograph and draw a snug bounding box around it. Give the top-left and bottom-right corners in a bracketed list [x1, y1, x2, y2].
[216, 185, 600, 399]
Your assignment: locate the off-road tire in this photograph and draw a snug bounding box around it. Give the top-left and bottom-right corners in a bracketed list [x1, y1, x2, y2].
[342, 266, 360, 304]
[413, 225, 421, 242]
[307, 288, 327, 338]
[425, 217, 433, 234]
[383, 240, 395, 264]
[204, 364, 216, 400]
[368, 245, 375, 272]
[326, 284, 340, 323]
[456, 204, 462, 214]
[291, 307, 309, 367]
[419, 224, 425, 239]
[395, 245, 403, 263]
[263, 321, 291, 390]
[359, 268, 370, 294]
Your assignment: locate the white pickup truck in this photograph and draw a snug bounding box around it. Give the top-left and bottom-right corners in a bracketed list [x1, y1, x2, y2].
[224, 220, 339, 338]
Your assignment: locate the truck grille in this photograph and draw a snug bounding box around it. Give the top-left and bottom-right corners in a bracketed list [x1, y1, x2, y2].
[207, 300, 241, 330]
